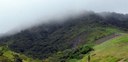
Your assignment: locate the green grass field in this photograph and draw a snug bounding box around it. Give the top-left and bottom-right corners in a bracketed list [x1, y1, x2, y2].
[79, 33, 128, 62]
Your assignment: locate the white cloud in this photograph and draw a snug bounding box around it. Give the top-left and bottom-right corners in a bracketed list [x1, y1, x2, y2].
[0, 0, 128, 34]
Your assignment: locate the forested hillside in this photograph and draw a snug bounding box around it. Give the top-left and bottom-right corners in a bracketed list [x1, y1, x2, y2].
[0, 12, 128, 62]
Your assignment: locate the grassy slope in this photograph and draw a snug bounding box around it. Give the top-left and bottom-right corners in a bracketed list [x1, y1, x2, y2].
[85, 27, 121, 44]
[79, 33, 128, 62]
[0, 46, 42, 62]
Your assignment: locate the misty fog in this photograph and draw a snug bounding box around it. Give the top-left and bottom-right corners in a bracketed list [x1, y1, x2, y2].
[0, 0, 128, 35]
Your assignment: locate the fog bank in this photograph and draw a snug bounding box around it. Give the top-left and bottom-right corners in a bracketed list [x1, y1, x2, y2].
[0, 0, 128, 34]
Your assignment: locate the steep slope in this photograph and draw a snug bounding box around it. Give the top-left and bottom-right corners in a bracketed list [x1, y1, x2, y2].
[0, 12, 128, 60]
[80, 33, 128, 62]
[42, 32, 123, 62]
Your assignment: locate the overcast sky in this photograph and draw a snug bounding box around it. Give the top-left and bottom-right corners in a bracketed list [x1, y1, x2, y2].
[0, 0, 128, 34]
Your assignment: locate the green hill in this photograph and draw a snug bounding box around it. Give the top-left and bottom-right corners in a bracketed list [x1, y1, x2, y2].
[0, 12, 128, 61]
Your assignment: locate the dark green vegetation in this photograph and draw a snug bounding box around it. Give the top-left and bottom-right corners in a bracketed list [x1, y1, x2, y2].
[43, 44, 94, 62]
[0, 44, 41, 62]
[0, 12, 128, 62]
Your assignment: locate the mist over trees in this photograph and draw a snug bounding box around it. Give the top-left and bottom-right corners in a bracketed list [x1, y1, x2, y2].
[0, 12, 128, 59]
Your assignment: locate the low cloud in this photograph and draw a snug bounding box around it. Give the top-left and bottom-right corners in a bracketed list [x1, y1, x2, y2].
[0, 0, 128, 35]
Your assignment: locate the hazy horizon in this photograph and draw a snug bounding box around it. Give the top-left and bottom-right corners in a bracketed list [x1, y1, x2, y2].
[0, 0, 128, 34]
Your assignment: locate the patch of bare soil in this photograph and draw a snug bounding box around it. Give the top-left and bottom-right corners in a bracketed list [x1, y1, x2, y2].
[95, 33, 122, 44]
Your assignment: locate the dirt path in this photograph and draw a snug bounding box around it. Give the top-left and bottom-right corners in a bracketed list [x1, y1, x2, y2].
[118, 58, 126, 62]
[95, 33, 122, 44]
